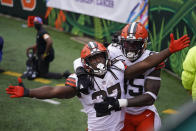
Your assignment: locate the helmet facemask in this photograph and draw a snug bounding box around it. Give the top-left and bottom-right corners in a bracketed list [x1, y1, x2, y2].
[84, 52, 108, 76]
[122, 38, 147, 62]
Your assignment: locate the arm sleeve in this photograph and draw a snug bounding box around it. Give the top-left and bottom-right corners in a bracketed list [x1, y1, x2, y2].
[181, 47, 196, 91]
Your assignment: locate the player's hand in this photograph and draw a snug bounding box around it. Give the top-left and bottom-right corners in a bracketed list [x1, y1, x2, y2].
[103, 97, 121, 111]
[78, 74, 93, 94]
[6, 77, 29, 98]
[94, 101, 111, 117]
[169, 33, 190, 53]
[94, 97, 121, 117]
[76, 67, 94, 94]
[18, 77, 25, 87]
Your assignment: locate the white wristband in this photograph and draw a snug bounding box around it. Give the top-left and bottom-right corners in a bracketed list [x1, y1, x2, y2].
[145, 91, 157, 100]
[118, 99, 128, 107]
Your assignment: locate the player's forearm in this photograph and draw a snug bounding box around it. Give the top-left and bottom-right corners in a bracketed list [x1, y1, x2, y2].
[127, 94, 155, 107]
[144, 48, 171, 68]
[29, 86, 57, 99]
[125, 49, 171, 80]
[119, 94, 155, 108]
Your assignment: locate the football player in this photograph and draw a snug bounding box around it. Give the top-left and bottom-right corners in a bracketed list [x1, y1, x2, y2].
[73, 23, 190, 131]
[107, 22, 164, 131]
[6, 38, 189, 131]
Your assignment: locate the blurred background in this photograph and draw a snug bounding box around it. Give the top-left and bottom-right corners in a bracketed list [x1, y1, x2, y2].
[0, 0, 195, 130]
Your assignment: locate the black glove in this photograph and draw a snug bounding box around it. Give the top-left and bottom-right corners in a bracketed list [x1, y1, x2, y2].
[94, 101, 111, 117]
[76, 67, 94, 95]
[103, 97, 121, 111]
[103, 41, 109, 47]
[94, 97, 121, 117]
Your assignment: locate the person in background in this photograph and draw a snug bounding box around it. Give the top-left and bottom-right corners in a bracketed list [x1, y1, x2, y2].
[6, 37, 189, 131]
[181, 46, 196, 102]
[25, 16, 70, 79]
[0, 36, 4, 73]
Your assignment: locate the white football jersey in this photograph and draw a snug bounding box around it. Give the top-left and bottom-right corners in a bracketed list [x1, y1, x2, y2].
[69, 60, 126, 131]
[108, 44, 159, 115]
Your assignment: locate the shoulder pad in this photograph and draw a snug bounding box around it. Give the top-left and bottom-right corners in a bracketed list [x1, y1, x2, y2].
[111, 60, 127, 71]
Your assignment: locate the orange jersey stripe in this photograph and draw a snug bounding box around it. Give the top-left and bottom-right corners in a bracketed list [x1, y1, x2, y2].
[65, 81, 76, 87]
[66, 78, 76, 83]
[65, 76, 76, 88]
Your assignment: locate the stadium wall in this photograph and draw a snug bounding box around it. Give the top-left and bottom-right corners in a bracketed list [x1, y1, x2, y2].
[0, 0, 195, 77]
[0, 0, 46, 19]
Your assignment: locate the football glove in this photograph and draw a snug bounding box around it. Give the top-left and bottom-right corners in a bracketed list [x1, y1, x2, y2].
[18, 77, 25, 87]
[94, 101, 111, 117]
[103, 97, 121, 111]
[94, 97, 121, 117]
[6, 77, 29, 98]
[169, 33, 190, 53]
[76, 67, 94, 95]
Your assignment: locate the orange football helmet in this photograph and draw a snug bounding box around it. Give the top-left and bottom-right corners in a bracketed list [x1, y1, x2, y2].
[81, 41, 109, 76]
[121, 22, 148, 62]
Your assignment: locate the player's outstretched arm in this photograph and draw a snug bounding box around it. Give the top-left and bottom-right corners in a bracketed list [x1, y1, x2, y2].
[6, 78, 77, 99]
[31, 86, 76, 99]
[125, 33, 190, 80]
[6, 85, 76, 99]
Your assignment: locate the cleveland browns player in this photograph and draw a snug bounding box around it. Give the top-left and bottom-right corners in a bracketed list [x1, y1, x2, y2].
[107, 22, 164, 131]
[6, 35, 190, 131]
[73, 23, 190, 131]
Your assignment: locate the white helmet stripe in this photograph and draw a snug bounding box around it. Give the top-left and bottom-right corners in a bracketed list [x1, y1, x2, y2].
[128, 22, 138, 37]
[130, 22, 136, 34]
[88, 41, 96, 49]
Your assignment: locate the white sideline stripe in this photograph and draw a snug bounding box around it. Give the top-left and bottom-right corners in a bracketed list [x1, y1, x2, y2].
[41, 99, 61, 105]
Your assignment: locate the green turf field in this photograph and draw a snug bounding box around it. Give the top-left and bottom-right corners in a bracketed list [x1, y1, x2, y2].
[0, 15, 192, 131]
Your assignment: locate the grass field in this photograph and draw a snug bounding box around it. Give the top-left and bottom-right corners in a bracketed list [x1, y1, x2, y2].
[0, 15, 192, 131]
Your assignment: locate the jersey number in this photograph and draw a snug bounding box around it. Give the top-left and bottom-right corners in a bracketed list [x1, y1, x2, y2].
[92, 83, 121, 100]
[128, 75, 144, 96]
